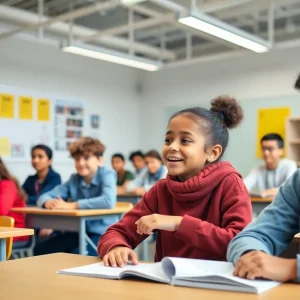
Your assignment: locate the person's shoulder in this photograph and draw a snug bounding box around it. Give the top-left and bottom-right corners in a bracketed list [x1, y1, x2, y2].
[0, 179, 17, 189]
[47, 168, 61, 178]
[98, 166, 116, 176]
[280, 158, 297, 168]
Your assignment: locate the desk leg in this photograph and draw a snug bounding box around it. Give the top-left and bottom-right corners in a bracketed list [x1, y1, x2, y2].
[79, 218, 87, 255]
[0, 239, 6, 261]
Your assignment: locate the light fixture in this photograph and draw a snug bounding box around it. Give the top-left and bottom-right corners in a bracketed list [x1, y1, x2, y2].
[121, 0, 147, 5]
[178, 10, 270, 53]
[61, 42, 163, 72]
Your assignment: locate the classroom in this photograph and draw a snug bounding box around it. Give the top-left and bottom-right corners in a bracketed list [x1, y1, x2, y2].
[0, 0, 300, 299]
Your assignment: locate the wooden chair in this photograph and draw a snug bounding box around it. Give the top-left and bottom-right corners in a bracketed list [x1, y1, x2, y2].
[0, 216, 15, 260]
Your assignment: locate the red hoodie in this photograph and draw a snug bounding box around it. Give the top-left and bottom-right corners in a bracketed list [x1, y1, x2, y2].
[98, 162, 252, 261]
[0, 179, 27, 241]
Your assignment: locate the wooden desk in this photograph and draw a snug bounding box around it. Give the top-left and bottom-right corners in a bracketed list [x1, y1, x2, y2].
[117, 191, 143, 205]
[251, 197, 273, 217]
[0, 253, 298, 300]
[11, 203, 132, 256]
[0, 227, 34, 261]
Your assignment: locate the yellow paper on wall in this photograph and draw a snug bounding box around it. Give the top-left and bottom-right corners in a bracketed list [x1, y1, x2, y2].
[19, 96, 33, 120]
[256, 107, 290, 157]
[0, 138, 11, 157]
[0, 94, 14, 118]
[37, 99, 50, 121]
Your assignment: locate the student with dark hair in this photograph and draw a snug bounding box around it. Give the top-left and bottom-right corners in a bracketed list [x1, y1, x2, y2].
[111, 153, 134, 192]
[22, 145, 61, 206]
[126, 150, 167, 195]
[99, 96, 252, 266]
[244, 133, 297, 198]
[129, 151, 146, 176]
[0, 156, 27, 242]
[35, 137, 117, 256]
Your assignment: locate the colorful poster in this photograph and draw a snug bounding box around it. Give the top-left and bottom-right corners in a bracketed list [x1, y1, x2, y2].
[37, 99, 50, 121]
[54, 99, 84, 151]
[256, 107, 290, 157]
[0, 137, 11, 156]
[0, 94, 14, 118]
[19, 96, 33, 120]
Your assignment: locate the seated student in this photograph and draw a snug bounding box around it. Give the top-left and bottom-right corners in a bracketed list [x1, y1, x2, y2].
[98, 96, 252, 267]
[111, 153, 134, 193]
[227, 169, 300, 282]
[129, 150, 147, 176]
[126, 150, 168, 195]
[0, 156, 27, 242]
[22, 144, 61, 206]
[244, 133, 297, 198]
[34, 137, 117, 256]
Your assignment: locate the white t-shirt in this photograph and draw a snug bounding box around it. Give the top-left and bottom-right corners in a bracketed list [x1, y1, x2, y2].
[244, 158, 297, 193]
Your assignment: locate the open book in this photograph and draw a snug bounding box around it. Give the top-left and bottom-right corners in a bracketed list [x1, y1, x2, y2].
[58, 257, 280, 294]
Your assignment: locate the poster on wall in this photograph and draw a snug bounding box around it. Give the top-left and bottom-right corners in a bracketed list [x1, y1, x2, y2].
[88, 114, 101, 138]
[54, 99, 84, 151]
[256, 107, 290, 158]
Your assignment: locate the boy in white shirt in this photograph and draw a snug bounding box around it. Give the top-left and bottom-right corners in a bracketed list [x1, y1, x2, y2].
[244, 133, 297, 198]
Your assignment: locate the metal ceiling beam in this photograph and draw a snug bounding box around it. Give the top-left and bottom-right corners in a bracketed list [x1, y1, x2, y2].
[0, 0, 119, 40]
[199, 0, 254, 13]
[0, 4, 176, 61]
[131, 3, 240, 48]
[77, 13, 176, 43]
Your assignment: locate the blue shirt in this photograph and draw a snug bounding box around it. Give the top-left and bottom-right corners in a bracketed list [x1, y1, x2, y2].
[37, 166, 117, 235]
[227, 169, 300, 282]
[23, 168, 62, 205]
[126, 165, 168, 192]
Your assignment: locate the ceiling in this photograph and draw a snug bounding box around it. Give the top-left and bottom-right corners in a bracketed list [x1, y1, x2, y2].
[0, 0, 300, 68]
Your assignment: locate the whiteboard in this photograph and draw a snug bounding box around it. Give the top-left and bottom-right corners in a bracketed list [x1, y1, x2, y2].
[0, 84, 86, 163]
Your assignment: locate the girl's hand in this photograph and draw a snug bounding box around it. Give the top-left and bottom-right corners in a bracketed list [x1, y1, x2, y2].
[135, 214, 183, 235]
[103, 246, 138, 268]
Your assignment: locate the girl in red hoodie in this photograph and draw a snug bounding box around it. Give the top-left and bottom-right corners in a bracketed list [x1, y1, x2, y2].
[98, 96, 252, 267]
[0, 156, 27, 241]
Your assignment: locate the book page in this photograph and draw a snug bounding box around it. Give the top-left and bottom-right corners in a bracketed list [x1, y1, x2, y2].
[59, 262, 169, 283]
[162, 257, 234, 278]
[58, 262, 123, 279]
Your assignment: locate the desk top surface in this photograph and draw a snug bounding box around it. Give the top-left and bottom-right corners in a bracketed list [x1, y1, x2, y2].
[11, 202, 133, 217]
[0, 253, 298, 300]
[0, 227, 34, 238]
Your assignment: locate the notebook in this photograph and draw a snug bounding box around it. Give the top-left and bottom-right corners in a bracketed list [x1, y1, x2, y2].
[58, 257, 280, 294]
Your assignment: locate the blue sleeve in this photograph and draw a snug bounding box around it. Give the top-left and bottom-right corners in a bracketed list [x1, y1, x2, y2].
[126, 172, 145, 192]
[227, 169, 300, 266]
[39, 174, 62, 196]
[22, 177, 37, 205]
[77, 170, 117, 209]
[37, 179, 71, 208]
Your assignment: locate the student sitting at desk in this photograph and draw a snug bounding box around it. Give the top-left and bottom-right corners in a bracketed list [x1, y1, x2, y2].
[244, 133, 297, 198]
[227, 169, 300, 282]
[129, 150, 147, 176]
[35, 137, 117, 256]
[98, 96, 252, 267]
[111, 153, 134, 193]
[22, 145, 61, 206]
[0, 156, 27, 242]
[126, 150, 167, 195]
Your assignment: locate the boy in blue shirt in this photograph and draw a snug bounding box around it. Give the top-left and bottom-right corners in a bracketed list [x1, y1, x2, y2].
[34, 137, 117, 256]
[227, 169, 300, 282]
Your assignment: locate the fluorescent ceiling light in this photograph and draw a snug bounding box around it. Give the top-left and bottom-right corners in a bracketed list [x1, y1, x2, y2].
[178, 11, 270, 53]
[121, 0, 147, 6]
[61, 42, 163, 72]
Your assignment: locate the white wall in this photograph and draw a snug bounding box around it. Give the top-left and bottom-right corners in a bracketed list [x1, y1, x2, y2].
[140, 46, 300, 176]
[0, 38, 141, 183]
